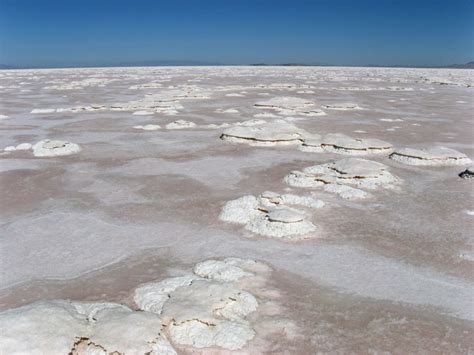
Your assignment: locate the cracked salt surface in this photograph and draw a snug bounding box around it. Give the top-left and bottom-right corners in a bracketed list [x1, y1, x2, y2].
[1, 65, 473, 352]
[0, 258, 298, 353]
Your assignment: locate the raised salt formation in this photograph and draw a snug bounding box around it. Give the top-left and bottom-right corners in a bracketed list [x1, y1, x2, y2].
[284, 158, 399, 199]
[0, 301, 176, 355]
[56, 105, 107, 113]
[133, 275, 197, 314]
[254, 96, 326, 117]
[133, 124, 161, 131]
[389, 147, 472, 166]
[300, 133, 393, 155]
[0, 257, 296, 353]
[132, 110, 155, 115]
[30, 108, 55, 114]
[219, 191, 323, 238]
[15, 143, 32, 151]
[135, 257, 295, 351]
[44, 78, 116, 91]
[220, 121, 308, 146]
[323, 183, 370, 200]
[459, 166, 474, 179]
[0, 114, 9, 119]
[193, 258, 255, 282]
[32, 140, 81, 157]
[165, 120, 197, 129]
[161, 280, 258, 350]
[321, 103, 362, 110]
[129, 82, 163, 90]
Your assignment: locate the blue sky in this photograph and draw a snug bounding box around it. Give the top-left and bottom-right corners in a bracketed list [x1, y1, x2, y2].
[0, 0, 472, 67]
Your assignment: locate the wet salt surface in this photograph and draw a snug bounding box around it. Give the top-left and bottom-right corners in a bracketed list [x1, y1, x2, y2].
[0, 66, 473, 352]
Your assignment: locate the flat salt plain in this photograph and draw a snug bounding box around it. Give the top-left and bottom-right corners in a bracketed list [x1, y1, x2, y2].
[0, 66, 473, 353]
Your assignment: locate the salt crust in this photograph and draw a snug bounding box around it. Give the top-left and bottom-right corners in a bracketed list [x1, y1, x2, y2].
[165, 120, 197, 129]
[284, 158, 399, 200]
[133, 124, 161, 131]
[0, 258, 297, 353]
[389, 146, 472, 166]
[220, 121, 309, 146]
[219, 192, 324, 238]
[32, 139, 81, 157]
[300, 133, 393, 155]
[254, 96, 326, 117]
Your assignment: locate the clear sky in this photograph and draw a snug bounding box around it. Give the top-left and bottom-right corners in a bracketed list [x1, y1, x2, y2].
[0, 0, 473, 67]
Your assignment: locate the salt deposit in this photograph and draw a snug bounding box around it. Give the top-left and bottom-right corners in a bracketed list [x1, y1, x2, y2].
[32, 139, 81, 157]
[390, 146, 472, 166]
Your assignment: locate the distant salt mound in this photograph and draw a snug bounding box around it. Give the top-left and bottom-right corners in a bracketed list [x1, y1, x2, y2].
[31, 108, 55, 114]
[165, 120, 197, 129]
[254, 96, 326, 117]
[132, 110, 155, 115]
[32, 140, 81, 157]
[284, 158, 399, 199]
[133, 124, 161, 131]
[300, 133, 393, 155]
[128, 82, 163, 90]
[220, 121, 308, 146]
[0, 114, 9, 120]
[3, 143, 32, 153]
[321, 103, 362, 110]
[220, 192, 324, 239]
[390, 147, 472, 166]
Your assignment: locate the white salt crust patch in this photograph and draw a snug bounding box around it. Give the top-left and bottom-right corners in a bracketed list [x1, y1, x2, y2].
[254, 96, 326, 117]
[321, 103, 363, 110]
[165, 120, 197, 130]
[0, 301, 176, 355]
[133, 124, 161, 131]
[220, 121, 309, 146]
[1, 258, 295, 353]
[284, 158, 399, 200]
[219, 192, 324, 239]
[300, 133, 393, 155]
[390, 146, 472, 166]
[32, 140, 81, 157]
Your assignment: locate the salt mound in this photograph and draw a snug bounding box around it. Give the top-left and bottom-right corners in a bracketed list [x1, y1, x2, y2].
[254, 96, 326, 117]
[15, 143, 32, 151]
[32, 139, 81, 157]
[31, 108, 55, 114]
[284, 158, 399, 199]
[321, 103, 362, 110]
[0, 257, 297, 353]
[193, 258, 255, 282]
[132, 110, 155, 115]
[390, 146, 472, 166]
[165, 120, 197, 129]
[134, 275, 197, 314]
[300, 133, 392, 155]
[219, 192, 323, 239]
[162, 280, 258, 350]
[0, 300, 176, 355]
[220, 121, 308, 146]
[133, 124, 161, 131]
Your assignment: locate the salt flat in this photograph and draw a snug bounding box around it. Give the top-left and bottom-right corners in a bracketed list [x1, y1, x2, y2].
[0, 66, 473, 353]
